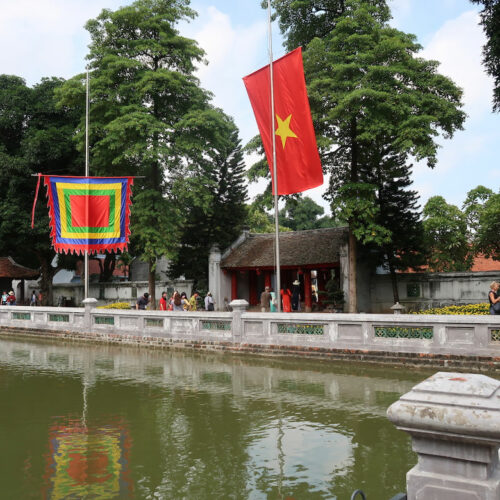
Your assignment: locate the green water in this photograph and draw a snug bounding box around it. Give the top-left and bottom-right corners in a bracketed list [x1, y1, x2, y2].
[0, 337, 429, 500]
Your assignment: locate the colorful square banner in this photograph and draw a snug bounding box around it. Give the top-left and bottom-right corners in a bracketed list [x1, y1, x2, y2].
[44, 176, 133, 254]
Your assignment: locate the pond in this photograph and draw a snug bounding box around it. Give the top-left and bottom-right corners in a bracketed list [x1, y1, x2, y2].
[0, 336, 431, 499]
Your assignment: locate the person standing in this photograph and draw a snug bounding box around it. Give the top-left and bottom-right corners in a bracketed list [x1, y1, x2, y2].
[488, 281, 500, 315]
[281, 288, 292, 313]
[1, 291, 8, 305]
[204, 292, 215, 311]
[159, 291, 168, 311]
[30, 290, 37, 306]
[291, 280, 301, 311]
[6, 291, 16, 306]
[189, 292, 199, 311]
[136, 292, 149, 310]
[269, 290, 277, 312]
[180, 292, 190, 311]
[172, 291, 184, 311]
[260, 286, 272, 312]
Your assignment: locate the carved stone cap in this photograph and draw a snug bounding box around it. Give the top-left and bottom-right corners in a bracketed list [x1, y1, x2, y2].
[229, 299, 249, 312]
[387, 372, 500, 442]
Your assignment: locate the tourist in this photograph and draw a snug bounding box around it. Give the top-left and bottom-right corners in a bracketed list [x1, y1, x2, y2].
[281, 288, 292, 312]
[159, 291, 168, 311]
[189, 292, 199, 311]
[269, 290, 277, 312]
[30, 290, 37, 306]
[291, 280, 301, 311]
[1, 291, 7, 305]
[6, 291, 16, 306]
[488, 282, 500, 315]
[260, 286, 272, 312]
[172, 291, 184, 311]
[204, 292, 215, 311]
[136, 292, 149, 310]
[180, 292, 190, 311]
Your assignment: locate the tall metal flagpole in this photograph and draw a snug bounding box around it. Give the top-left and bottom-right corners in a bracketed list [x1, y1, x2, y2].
[84, 70, 90, 300]
[267, 0, 281, 312]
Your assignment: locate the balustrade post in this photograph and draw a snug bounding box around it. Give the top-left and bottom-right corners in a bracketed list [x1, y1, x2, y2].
[82, 297, 98, 331]
[230, 299, 249, 343]
[387, 371, 500, 500]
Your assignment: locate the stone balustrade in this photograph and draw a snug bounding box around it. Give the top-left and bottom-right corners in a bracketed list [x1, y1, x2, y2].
[0, 299, 499, 369]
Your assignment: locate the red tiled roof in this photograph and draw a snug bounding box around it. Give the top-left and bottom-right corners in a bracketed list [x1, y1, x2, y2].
[0, 257, 40, 279]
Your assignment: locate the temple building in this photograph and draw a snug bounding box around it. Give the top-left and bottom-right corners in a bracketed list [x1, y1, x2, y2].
[0, 257, 40, 304]
[209, 227, 349, 312]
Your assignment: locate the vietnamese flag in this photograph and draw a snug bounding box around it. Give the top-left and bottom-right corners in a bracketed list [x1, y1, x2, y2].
[243, 47, 323, 195]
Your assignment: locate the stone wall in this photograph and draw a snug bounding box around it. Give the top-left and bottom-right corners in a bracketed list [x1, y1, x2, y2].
[370, 270, 500, 313]
[0, 303, 499, 371]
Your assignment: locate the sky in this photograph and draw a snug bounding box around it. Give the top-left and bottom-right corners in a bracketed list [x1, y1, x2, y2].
[1, 0, 499, 212]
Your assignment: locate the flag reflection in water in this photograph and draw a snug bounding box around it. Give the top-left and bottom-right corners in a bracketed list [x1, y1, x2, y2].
[44, 418, 132, 499]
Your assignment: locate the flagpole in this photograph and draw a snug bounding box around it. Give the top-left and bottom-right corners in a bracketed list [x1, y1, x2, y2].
[267, 0, 281, 312]
[84, 70, 90, 300]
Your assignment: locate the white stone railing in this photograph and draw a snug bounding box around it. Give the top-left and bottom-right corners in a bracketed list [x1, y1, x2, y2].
[0, 299, 499, 358]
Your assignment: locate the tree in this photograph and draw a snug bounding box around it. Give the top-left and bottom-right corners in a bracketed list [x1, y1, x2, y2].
[279, 196, 340, 230]
[167, 111, 249, 290]
[295, 0, 464, 310]
[463, 185, 500, 261]
[422, 196, 472, 272]
[0, 76, 82, 304]
[58, 0, 214, 307]
[360, 150, 426, 303]
[471, 0, 500, 111]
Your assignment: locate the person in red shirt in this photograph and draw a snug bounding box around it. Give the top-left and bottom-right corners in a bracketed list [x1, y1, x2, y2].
[280, 288, 292, 312]
[6, 291, 16, 306]
[159, 291, 168, 311]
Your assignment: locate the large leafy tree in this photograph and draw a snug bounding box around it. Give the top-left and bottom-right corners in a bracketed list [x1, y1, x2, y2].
[269, 0, 465, 311]
[422, 196, 472, 272]
[471, 0, 500, 111]
[167, 110, 248, 290]
[0, 76, 82, 304]
[58, 0, 214, 307]
[279, 196, 340, 230]
[463, 185, 500, 261]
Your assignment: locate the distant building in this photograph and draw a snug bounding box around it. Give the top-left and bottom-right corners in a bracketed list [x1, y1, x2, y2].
[0, 257, 39, 303]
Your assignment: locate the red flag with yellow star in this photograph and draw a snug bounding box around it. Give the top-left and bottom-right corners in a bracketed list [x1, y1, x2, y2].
[243, 47, 323, 195]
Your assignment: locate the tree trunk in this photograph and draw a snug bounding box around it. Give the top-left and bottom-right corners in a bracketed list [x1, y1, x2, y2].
[388, 258, 400, 303]
[348, 227, 357, 313]
[38, 256, 55, 306]
[148, 258, 156, 310]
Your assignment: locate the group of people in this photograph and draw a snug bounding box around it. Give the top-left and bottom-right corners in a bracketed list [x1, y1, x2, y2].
[1, 291, 16, 306]
[260, 280, 302, 312]
[136, 291, 215, 311]
[489, 281, 500, 315]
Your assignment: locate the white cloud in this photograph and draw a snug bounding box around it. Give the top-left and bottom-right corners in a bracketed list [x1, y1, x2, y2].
[420, 10, 493, 118]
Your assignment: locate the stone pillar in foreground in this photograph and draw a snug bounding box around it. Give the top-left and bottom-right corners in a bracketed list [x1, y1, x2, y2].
[230, 299, 248, 343]
[82, 297, 98, 331]
[387, 372, 500, 500]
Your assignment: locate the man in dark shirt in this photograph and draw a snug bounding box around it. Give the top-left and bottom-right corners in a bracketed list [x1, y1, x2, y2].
[136, 292, 150, 310]
[260, 286, 271, 312]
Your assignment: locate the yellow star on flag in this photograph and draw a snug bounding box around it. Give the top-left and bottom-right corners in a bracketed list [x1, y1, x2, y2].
[275, 114, 298, 149]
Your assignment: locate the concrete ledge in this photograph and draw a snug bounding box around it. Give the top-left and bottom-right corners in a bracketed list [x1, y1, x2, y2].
[1, 327, 499, 373]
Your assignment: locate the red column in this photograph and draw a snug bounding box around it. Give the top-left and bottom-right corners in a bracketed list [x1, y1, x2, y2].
[231, 271, 238, 301]
[249, 271, 258, 305]
[304, 270, 312, 312]
[264, 271, 272, 289]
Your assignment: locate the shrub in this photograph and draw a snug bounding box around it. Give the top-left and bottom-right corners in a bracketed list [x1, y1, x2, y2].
[97, 302, 132, 310]
[412, 303, 489, 315]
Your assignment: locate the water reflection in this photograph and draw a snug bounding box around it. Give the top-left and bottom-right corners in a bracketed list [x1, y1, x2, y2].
[0, 337, 428, 499]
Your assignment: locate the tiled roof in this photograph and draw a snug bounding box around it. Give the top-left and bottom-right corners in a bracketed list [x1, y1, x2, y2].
[0, 257, 40, 279]
[221, 227, 348, 269]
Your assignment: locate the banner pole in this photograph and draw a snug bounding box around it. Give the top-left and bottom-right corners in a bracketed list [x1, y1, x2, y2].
[267, 0, 281, 312]
[84, 70, 90, 301]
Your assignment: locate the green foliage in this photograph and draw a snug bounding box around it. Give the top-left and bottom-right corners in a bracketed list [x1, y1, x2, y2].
[471, 0, 500, 111]
[0, 76, 82, 304]
[475, 192, 500, 261]
[423, 196, 472, 271]
[412, 303, 490, 315]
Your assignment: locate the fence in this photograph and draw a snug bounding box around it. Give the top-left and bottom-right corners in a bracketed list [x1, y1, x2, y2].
[0, 299, 499, 368]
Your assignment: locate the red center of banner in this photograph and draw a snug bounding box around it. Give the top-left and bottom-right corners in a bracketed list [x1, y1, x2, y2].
[70, 195, 110, 228]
